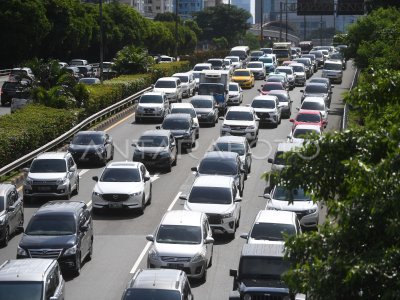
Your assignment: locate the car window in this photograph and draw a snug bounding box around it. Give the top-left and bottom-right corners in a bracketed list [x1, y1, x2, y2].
[72, 134, 103, 145]
[155, 81, 176, 88]
[100, 168, 141, 182]
[162, 118, 190, 130]
[198, 159, 237, 175]
[6, 191, 15, 208]
[138, 135, 169, 147]
[251, 100, 275, 109]
[202, 222, 207, 240]
[26, 214, 76, 236]
[296, 113, 321, 123]
[214, 143, 245, 156]
[45, 268, 58, 300]
[156, 225, 201, 244]
[171, 108, 196, 118]
[225, 111, 254, 121]
[188, 186, 232, 205]
[140, 95, 163, 104]
[30, 159, 67, 173]
[250, 222, 296, 241]
[191, 99, 213, 108]
[68, 157, 75, 169]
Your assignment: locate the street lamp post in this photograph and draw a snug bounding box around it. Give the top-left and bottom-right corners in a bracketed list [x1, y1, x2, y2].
[99, 0, 104, 83]
[260, 0, 264, 47]
[174, 0, 179, 59]
[285, 0, 288, 42]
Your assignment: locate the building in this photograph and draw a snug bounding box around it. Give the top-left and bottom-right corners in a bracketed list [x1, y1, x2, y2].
[231, 0, 254, 23]
[177, 0, 204, 19]
[121, 0, 174, 17]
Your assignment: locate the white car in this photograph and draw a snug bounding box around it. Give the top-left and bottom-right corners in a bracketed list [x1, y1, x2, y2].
[146, 210, 214, 281]
[240, 210, 301, 244]
[159, 55, 175, 63]
[170, 103, 200, 139]
[275, 66, 295, 90]
[91, 161, 152, 214]
[224, 56, 242, 69]
[264, 186, 320, 229]
[153, 77, 183, 103]
[135, 91, 169, 123]
[172, 72, 196, 98]
[290, 63, 307, 86]
[192, 63, 213, 90]
[299, 96, 330, 122]
[220, 106, 259, 145]
[322, 59, 343, 83]
[246, 61, 266, 80]
[250, 95, 282, 128]
[182, 175, 242, 239]
[223, 58, 235, 75]
[287, 124, 322, 143]
[227, 82, 243, 105]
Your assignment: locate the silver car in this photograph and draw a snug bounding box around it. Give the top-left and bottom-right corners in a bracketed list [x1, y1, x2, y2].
[146, 210, 214, 282]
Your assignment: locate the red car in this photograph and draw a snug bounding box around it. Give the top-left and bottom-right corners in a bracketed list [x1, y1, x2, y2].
[290, 109, 327, 130]
[258, 82, 285, 95]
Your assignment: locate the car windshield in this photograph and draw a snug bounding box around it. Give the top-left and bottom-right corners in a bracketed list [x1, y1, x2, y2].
[175, 75, 188, 83]
[193, 65, 210, 71]
[26, 215, 76, 236]
[140, 95, 163, 104]
[123, 289, 181, 300]
[292, 65, 304, 72]
[100, 168, 141, 182]
[0, 197, 4, 212]
[310, 79, 328, 86]
[261, 48, 273, 54]
[250, 222, 296, 241]
[272, 186, 311, 201]
[324, 63, 342, 70]
[191, 99, 212, 108]
[296, 113, 321, 123]
[72, 133, 103, 145]
[301, 101, 325, 111]
[266, 77, 282, 83]
[303, 55, 315, 61]
[276, 68, 292, 75]
[251, 100, 275, 109]
[160, 57, 172, 62]
[251, 51, 263, 57]
[155, 81, 175, 88]
[162, 118, 190, 130]
[209, 60, 222, 67]
[269, 92, 288, 103]
[227, 57, 239, 62]
[156, 224, 201, 244]
[198, 84, 224, 95]
[247, 63, 263, 68]
[259, 57, 272, 63]
[233, 70, 250, 77]
[272, 49, 290, 58]
[293, 128, 319, 138]
[79, 78, 98, 84]
[0, 282, 43, 300]
[229, 84, 239, 92]
[198, 159, 237, 175]
[262, 84, 283, 91]
[70, 60, 84, 65]
[310, 51, 323, 58]
[225, 111, 254, 121]
[214, 143, 245, 156]
[295, 59, 310, 66]
[305, 85, 327, 94]
[330, 53, 343, 60]
[188, 186, 232, 204]
[171, 108, 196, 118]
[138, 135, 169, 147]
[30, 159, 66, 173]
[239, 257, 290, 279]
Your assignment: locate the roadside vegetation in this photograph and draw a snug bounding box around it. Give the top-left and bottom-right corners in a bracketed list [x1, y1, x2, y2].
[266, 7, 400, 298]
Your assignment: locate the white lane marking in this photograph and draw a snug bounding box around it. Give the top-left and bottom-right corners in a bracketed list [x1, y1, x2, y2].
[104, 113, 135, 133]
[129, 191, 182, 274]
[87, 200, 92, 208]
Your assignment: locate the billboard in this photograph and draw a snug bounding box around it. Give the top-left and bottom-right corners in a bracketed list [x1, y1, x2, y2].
[297, 0, 334, 15]
[337, 0, 365, 15]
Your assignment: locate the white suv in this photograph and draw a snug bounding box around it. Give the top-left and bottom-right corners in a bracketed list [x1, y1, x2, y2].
[153, 77, 183, 103]
[220, 106, 259, 146]
[146, 210, 214, 282]
[182, 175, 242, 239]
[322, 59, 343, 83]
[135, 91, 169, 123]
[250, 95, 282, 128]
[23, 152, 79, 202]
[172, 72, 196, 97]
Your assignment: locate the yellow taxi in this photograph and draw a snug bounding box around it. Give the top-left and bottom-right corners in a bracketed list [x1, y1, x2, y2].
[232, 69, 255, 89]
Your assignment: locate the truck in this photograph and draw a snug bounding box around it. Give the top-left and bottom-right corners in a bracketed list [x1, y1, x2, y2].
[272, 42, 292, 65]
[299, 41, 314, 54]
[198, 70, 230, 115]
[229, 244, 306, 300]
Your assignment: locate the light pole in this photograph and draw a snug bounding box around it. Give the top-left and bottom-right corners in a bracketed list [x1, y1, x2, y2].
[174, 0, 179, 59]
[285, 0, 288, 42]
[260, 0, 264, 47]
[99, 0, 104, 83]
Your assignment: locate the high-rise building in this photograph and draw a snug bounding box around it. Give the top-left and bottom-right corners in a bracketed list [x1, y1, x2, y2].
[231, 0, 254, 23]
[176, 0, 204, 19]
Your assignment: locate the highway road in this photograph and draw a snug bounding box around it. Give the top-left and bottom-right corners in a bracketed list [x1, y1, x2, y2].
[0, 61, 355, 299]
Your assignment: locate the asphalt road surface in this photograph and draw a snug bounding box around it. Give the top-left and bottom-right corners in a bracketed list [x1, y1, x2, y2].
[0, 61, 355, 299]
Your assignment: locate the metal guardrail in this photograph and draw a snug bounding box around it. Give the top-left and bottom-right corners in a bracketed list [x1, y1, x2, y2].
[0, 86, 152, 177]
[341, 67, 360, 131]
[0, 69, 11, 76]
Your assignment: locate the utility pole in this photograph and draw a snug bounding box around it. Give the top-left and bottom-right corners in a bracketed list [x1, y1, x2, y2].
[174, 0, 178, 59]
[303, 14, 306, 40]
[260, 0, 264, 47]
[279, 2, 282, 42]
[285, 0, 288, 42]
[99, 0, 104, 83]
[320, 15, 323, 46]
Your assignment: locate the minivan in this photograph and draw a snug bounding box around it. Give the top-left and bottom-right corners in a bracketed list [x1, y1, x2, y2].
[229, 46, 250, 65]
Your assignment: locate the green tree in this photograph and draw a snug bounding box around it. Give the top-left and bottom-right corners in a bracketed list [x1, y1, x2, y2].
[365, 0, 400, 13]
[194, 4, 251, 47]
[242, 33, 260, 50]
[113, 46, 154, 74]
[213, 37, 229, 50]
[154, 12, 180, 23]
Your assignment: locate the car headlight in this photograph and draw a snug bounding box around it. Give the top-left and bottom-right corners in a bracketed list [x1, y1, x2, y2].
[56, 177, 67, 185]
[244, 294, 252, 300]
[222, 124, 230, 129]
[25, 177, 33, 185]
[191, 252, 206, 263]
[137, 106, 145, 112]
[0, 217, 5, 226]
[307, 208, 317, 214]
[159, 151, 170, 157]
[63, 245, 77, 256]
[207, 111, 214, 116]
[131, 191, 142, 197]
[222, 211, 234, 218]
[17, 246, 28, 256]
[183, 131, 191, 137]
[148, 248, 160, 261]
[246, 125, 255, 130]
[92, 191, 100, 196]
[96, 146, 106, 153]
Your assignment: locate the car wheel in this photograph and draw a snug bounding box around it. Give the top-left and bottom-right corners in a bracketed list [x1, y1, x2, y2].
[148, 183, 152, 205]
[23, 196, 31, 204]
[1, 226, 9, 247]
[138, 195, 146, 215]
[110, 148, 114, 160]
[87, 239, 93, 261]
[208, 248, 213, 268]
[65, 186, 72, 200]
[136, 117, 141, 123]
[74, 252, 81, 276]
[172, 155, 177, 166]
[196, 130, 199, 139]
[200, 265, 207, 283]
[17, 214, 24, 233]
[73, 178, 79, 196]
[228, 227, 236, 240]
[166, 163, 172, 173]
[278, 116, 282, 124]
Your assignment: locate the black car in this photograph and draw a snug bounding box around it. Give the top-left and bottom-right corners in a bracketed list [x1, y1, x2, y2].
[132, 129, 177, 172]
[190, 95, 218, 126]
[76, 65, 94, 78]
[157, 113, 196, 149]
[17, 201, 93, 276]
[309, 77, 333, 93]
[191, 151, 245, 197]
[300, 82, 332, 106]
[0, 184, 24, 247]
[1, 81, 31, 106]
[68, 131, 114, 165]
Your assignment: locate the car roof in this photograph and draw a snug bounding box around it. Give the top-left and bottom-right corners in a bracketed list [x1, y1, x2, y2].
[215, 136, 247, 144]
[276, 142, 302, 152]
[324, 59, 342, 64]
[302, 96, 326, 103]
[172, 72, 190, 77]
[36, 200, 86, 216]
[310, 78, 329, 83]
[161, 210, 204, 226]
[227, 106, 254, 112]
[106, 161, 141, 169]
[129, 269, 184, 290]
[267, 90, 288, 95]
[75, 131, 104, 136]
[241, 243, 285, 258]
[157, 77, 178, 81]
[141, 91, 164, 96]
[234, 69, 251, 73]
[229, 82, 240, 86]
[254, 210, 297, 225]
[290, 63, 305, 68]
[305, 82, 327, 88]
[191, 95, 214, 101]
[203, 151, 238, 160]
[194, 63, 212, 67]
[298, 109, 322, 115]
[193, 175, 234, 188]
[164, 113, 191, 120]
[170, 103, 194, 109]
[294, 124, 322, 130]
[141, 129, 171, 137]
[253, 95, 278, 101]
[0, 259, 56, 282]
[35, 152, 68, 160]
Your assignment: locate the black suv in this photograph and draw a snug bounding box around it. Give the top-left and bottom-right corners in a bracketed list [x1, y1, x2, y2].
[0, 184, 24, 246]
[0, 81, 31, 106]
[157, 113, 196, 149]
[229, 244, 306, 300]
[17, 201, 93, 276]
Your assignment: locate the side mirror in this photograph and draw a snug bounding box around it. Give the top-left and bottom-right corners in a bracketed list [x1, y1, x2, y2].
[191, 167, 198, 172]
[179, 194, 188, 200]
[234, 196, 242, 202]
[267, 158, 273, 163]
[330, 91, 333, 94]
[219, 117, 224, 120]
[131, 143, 137, 147]
[229, 269, 238, 277]
[69, 166, 76, 172]
[255, 116, 260, 121]
[155, 126, 161, 130]
[327, 108, 331, 112]
[263, 193, 271, 199]
[287, 135, 292, 139]
[144, 176, 151, 182]
[240, 166, 245, 173]
[257, 89, 261, 93]
[240, 233, 248, 240]
[300, 90, 304, 93]
[170, 142, 176, 147]
[289, 118, 294, 122]
[204, 237, 214, 244]
[80, 225, 89, 232]
[22, 167, 29, 173]
[146, 234, 154, 242]
[7, 206, 15, 212]
[296, 107, 300, 110]
[92, 176, 99, 182]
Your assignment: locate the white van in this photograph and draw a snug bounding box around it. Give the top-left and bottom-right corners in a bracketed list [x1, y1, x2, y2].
[229, 46, 250, 65]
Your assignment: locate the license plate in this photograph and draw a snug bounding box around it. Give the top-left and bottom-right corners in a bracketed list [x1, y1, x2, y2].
[37, 186, 51, 191]
[168, 263, 184, 269]
[109, 203, 122, 208]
